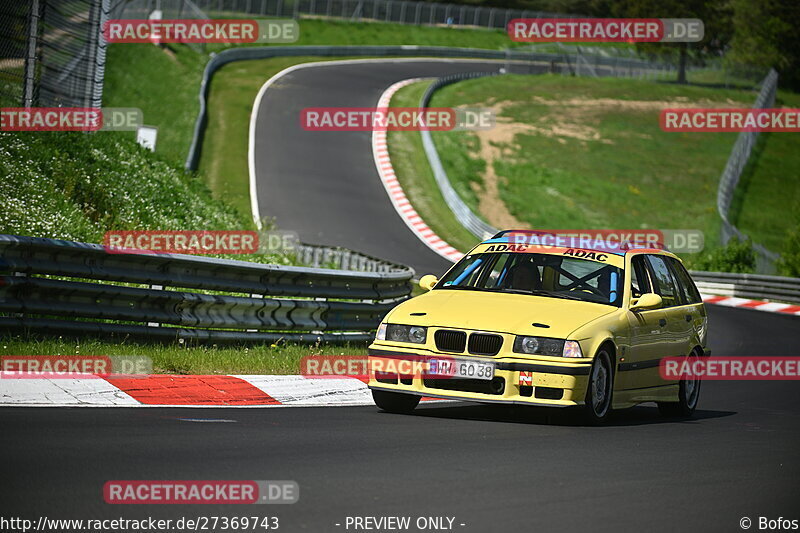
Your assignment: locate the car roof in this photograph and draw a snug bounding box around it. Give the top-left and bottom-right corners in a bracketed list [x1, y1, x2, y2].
[483, 230, 680, 259]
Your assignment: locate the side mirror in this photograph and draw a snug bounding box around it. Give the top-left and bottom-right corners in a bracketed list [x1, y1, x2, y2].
[630, 293, 662, 311]
[419, 274, 439, 291]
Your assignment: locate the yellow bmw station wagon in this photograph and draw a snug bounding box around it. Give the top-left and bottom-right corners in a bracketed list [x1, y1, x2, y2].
[368, 230, 709, 423]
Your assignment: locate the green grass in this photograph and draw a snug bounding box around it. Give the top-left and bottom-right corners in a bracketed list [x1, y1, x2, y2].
[387, 81, 484, 253]
[728, 89, 800, 254]
[424, 74, 761, 260]
[0, 337, 368, 375]
[0, 131, 249, 244]
[104, 43, 209, 167]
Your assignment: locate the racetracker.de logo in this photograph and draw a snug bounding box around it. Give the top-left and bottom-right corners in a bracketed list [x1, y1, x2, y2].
[300, 107, 494, 131]
[660, 108, 800, 132]
[103, 19, 298, 44]
[103, 481, 299, 504]
[508, 18, 703, 43]
[0, 107, 143, 131]
[104, 230, 258, 255]
[506, 229, 704, 254]
[1, 356, 151, 379]
[660, 357, 800, 380]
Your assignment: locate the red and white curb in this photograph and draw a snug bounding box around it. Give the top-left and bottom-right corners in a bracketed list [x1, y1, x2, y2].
[0, 374, 446, 407]
[701, 294, 800, 316]
[372, 78, 464, 264]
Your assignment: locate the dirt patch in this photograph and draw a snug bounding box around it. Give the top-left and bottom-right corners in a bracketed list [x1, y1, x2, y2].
[470, 122, 533, 229]
[460, 95, 740, 227]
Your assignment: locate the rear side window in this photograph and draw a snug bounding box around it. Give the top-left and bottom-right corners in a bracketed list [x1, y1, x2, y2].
[666, 257, 702, 304]
[645, 255, 680, 307]
[630, 256, 653, 298]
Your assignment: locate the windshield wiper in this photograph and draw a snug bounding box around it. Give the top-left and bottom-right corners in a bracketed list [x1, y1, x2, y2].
[484, 288, 585, 301]
[530, 289, 585, 301]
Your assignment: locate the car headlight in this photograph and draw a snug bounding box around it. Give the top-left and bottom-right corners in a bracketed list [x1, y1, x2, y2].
[514, 335, 583, 357]
[513, 336, 564, 356]
[562, 340, 584, 358]
[385, 324, 427, 344]
[376, 323, 387, 341]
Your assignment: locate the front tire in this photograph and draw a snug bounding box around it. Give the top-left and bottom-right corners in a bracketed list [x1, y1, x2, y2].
[658, 352, 701, 418]
[372, 389, 420, 414]
[583, 349, 614, 425]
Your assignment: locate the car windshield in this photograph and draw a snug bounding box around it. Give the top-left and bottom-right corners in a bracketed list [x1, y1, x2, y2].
[437, 252, 624, 306]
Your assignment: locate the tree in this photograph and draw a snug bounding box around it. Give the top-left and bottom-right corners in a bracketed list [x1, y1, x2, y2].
[612, 0, 731, 84]
[728, 0, 800, 90]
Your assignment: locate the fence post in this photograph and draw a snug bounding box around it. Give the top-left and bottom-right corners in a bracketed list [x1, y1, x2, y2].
[414, 2, 420, 24]
[22, 0, 41, 107]
[487, 8, 495, 28]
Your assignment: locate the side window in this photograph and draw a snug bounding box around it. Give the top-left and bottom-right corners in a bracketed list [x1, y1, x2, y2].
[667, 257, 702, 304]
[645, 255, 679, 307]
[630, 256, 652, 298]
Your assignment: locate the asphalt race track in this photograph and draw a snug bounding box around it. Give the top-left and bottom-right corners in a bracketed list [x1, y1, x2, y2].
[252, 59, 546, 276]
[3, 59, 799, 532]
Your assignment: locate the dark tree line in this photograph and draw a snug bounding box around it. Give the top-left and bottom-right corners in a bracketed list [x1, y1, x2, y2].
[427, 0, 800, 90]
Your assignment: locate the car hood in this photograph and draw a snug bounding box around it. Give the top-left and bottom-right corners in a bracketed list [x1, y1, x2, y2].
[387, 289, 617, 338]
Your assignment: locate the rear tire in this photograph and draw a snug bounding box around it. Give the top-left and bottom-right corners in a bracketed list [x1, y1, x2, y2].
[583, 349, 614, 425]
[658, 351, 701, 418]
[372, 389, 420, 414]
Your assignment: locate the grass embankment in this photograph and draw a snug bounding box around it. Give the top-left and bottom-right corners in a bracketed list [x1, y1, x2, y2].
[728, 90, 800, 254]
[385, 74, 800, 268]
[0, 131, 248, 244]
[0, 339, 366, 375]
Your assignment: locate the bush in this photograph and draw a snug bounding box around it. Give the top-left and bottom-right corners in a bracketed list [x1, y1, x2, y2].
[685, 236, 757, 273]
[777, 223, 800, 277]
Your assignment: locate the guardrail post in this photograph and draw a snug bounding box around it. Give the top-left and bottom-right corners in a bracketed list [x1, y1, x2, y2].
[147, 284, 163, 327]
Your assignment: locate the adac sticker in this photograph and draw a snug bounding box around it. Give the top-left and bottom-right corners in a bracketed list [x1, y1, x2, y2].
[562, 249, 608, 262]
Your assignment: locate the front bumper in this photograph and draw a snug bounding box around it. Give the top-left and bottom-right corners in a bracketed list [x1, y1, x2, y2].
[368, 346, 592, 407]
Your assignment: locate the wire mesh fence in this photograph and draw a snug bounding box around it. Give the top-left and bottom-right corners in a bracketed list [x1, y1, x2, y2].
[717, 68, 780, 272]
[193, 0, 573, 29]
[0, 0, 110, 108]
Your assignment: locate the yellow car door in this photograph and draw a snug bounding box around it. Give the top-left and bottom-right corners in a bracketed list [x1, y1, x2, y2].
[620, 255, 669, 390]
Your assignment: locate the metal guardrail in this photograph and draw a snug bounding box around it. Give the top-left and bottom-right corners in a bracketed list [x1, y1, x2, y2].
[419, 72, 499, 241]
[0, 235, 412, 344]
[185, 45, 676, 170]
[716, 68, 780, 272]
[690, 270, 800, 304]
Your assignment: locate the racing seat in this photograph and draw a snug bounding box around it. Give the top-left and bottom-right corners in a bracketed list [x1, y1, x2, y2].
[505, 261, 542, 292]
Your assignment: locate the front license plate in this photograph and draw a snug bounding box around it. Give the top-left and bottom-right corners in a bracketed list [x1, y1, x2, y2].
[429, 358, 495, 380]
